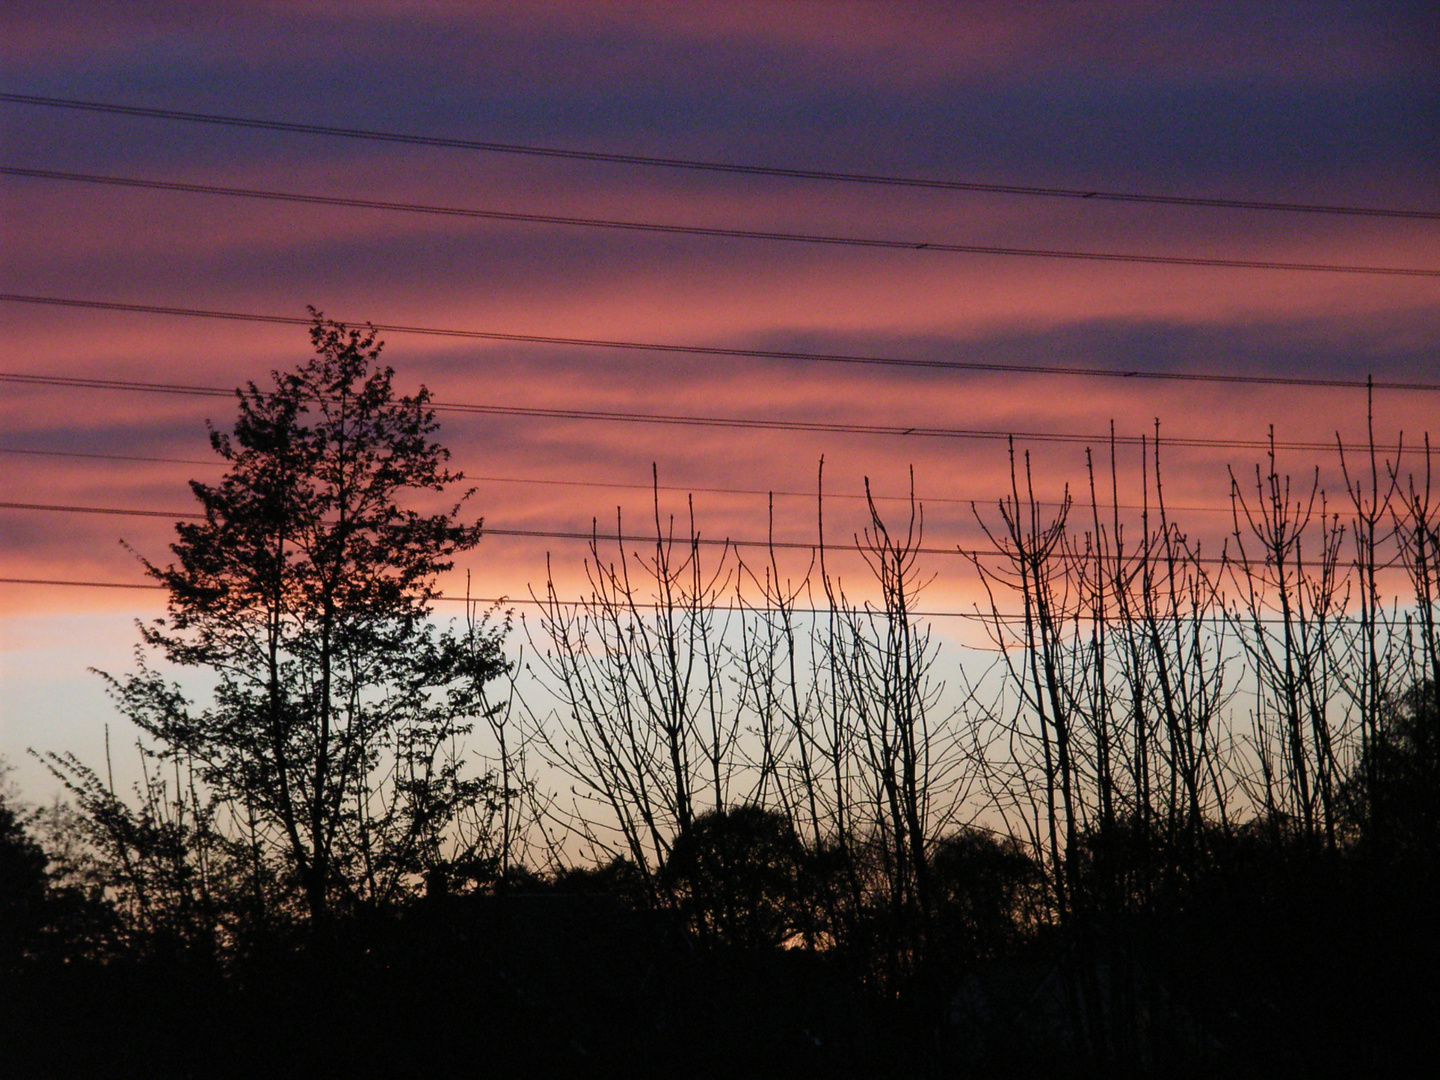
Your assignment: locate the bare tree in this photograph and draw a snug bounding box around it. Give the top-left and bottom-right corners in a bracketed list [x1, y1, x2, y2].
[1226, 431, 1346, 849]
[525, 476, 739, 895]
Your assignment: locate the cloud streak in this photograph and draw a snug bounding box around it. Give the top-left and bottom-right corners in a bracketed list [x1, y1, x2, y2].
[2, 3, 1436, 789]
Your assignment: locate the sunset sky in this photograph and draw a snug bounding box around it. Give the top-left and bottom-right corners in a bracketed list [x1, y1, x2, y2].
[2, 1, 1437, 796]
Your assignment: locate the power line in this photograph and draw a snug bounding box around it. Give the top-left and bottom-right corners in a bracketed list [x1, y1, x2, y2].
[0, 446, 1237, 515]
[0, 501, 197, 520]
[447, 473, 1235, 516]
[0, 575, 1006, 620]
[3, 500, 1431, 570]
[5, 293, 1439, 394]
[3, 92, 1436, 222]
[0, 576, 1423, 628]
[0, 446, 217, 467]
[0, 500, 1121, 556]
[0, 499, 1016, 560]
[1, 577, 160, 591]
[0, 368, 1384, 453]
[6, 164, 1434, 278]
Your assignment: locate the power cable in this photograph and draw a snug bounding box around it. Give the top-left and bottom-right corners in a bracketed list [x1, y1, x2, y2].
[3, 92, 1436, 222]
[5, 165, 1433, 278]
[1, 499, 1429, 569]
[0, 446, 217, 467]
[4, 293, 1438, 394]
[0, 369, 1384, 453]
[0, 575, 1015, 622]
[0, 570, 1006, 619]
[0, 575, 1419, 627]
[0, 498, 1048, 558]
[0, 447, 1238, 514]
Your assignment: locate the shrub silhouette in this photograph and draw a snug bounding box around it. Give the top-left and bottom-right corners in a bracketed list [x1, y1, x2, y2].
[662, 805, 812, 949]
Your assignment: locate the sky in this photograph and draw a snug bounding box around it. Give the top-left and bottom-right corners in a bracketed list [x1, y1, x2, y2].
[2, 0, 1438, 798]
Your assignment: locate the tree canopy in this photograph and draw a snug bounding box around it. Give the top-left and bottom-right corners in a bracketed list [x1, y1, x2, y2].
[94, 313, 507, 922]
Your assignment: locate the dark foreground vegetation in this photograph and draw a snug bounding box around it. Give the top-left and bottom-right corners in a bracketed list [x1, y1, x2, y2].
[4, 320, 1438, 1076]
[5, 786, 1437, 1077]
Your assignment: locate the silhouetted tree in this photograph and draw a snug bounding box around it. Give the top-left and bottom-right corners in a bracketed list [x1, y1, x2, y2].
[0, 786, 48, 970]
[1342, 679, 1440, 862]
[928, 827, 1040, 964]
[662, 804, 811, 949]
[65, 314, 508, 924]
[527, 476, 739, 895]
[1, 772, 123, 970]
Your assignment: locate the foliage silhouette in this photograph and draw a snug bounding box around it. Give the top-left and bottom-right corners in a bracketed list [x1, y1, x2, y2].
[1342, 678, 1440, 862]
[0, 786, 48, 970]
[61, 313, 509, 923]
[662, 804, 813, 949]
[927, 827, 1041, 964]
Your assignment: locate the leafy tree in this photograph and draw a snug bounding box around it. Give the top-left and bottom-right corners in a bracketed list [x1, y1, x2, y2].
[662, 804, 812, 949]
[0, 786, 48, 970]
[927, 827, 1040, 963]
[1, 772, 118, 968]
[1342, 678, 1440, 862]
[94, 313, 507, 922]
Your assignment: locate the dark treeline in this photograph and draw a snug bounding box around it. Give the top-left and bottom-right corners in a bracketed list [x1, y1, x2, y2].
[3, 322, 1437, 1077]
